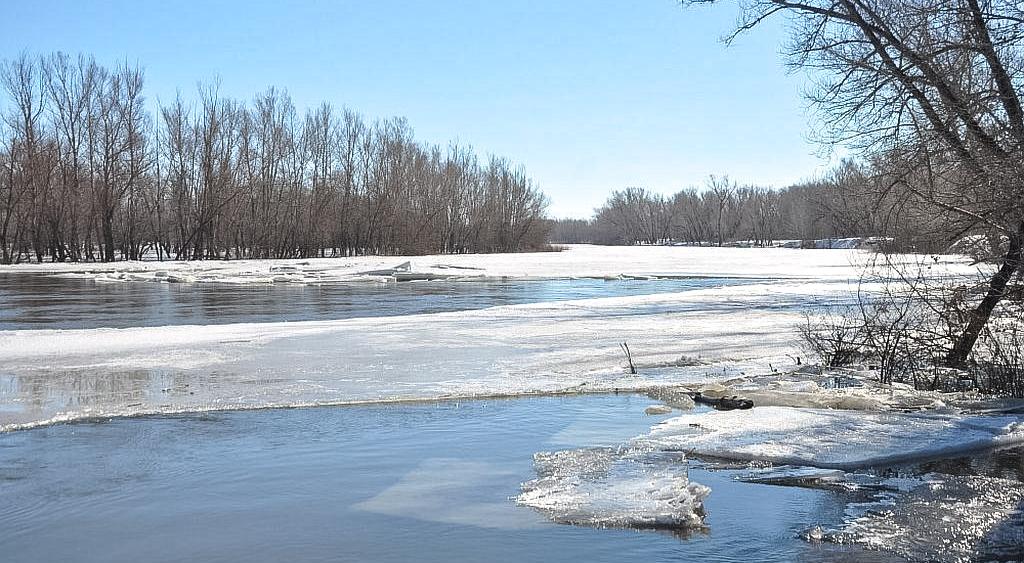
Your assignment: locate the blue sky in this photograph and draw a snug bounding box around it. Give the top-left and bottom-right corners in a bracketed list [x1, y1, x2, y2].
[3, 0, 834, 218]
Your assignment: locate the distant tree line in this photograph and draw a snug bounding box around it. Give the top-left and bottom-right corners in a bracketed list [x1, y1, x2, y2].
[0, 53, 550, 264]
[549, 159, 959, 252]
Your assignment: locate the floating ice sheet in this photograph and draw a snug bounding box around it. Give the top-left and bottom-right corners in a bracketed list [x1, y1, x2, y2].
[644, 406, 1024, 469]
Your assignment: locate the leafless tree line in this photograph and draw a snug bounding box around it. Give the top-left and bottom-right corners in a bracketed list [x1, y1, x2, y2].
[549, 160, 943, 248]
[587, 177, 787, 246]
[0, 53, 550, 264]
[548, 179, 786, 247]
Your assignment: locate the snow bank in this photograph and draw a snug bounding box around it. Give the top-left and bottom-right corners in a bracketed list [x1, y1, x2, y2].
[517, 447, 708, 529]
[644, 406, 1024, 469]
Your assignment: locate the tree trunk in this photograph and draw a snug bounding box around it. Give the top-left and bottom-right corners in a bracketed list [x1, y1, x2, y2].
[945, 223, 1024, 368]
[102, 214, 115, 262]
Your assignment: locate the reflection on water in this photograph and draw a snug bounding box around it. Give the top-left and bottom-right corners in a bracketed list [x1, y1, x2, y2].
[0, 273, 760, 330]
[816, 469, 1024, 562]
[913, 444, 1024, 483]
[0, 369, 181, 415]
[0, 395, 889, 563]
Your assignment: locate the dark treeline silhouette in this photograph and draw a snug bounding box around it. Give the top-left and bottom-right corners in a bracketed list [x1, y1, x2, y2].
[0, 53, 550, 264]
[550, 160, 953, 252]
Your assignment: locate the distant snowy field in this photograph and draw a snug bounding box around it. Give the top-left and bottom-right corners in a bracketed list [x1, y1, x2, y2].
[0, 244, 974, 284]
[0, 245, 977, 431]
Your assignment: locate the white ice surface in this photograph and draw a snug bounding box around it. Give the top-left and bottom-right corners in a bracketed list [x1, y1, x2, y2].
[1, 281, 849, 430]
[0, 244, 975, 284]
[517, 448, 708, 529]
[644, 406, 1024, 469]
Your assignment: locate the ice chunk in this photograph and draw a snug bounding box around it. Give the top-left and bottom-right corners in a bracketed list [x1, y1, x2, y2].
[736, 465, 847, 487]
[516, 447, 709, 529]
[646, 387, 696, 410]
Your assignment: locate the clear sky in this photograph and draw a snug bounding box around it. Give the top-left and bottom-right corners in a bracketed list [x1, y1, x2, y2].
[2, 0, 835, 218]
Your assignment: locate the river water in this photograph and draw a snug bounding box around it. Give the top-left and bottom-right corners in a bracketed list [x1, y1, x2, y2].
[0, 394, 900, 563]
[0, 273, 762, 330]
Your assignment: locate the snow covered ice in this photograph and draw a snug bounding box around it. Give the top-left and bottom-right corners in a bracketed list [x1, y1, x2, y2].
[643, 406, 1024, 469]
[1, 244, 976, 284]
[0, 284, 828, 430]
[813, 473, 1024, 562]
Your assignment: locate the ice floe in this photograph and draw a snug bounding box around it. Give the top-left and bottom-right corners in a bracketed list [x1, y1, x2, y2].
[516, 447, 709, 529]
[643, 406, 1024, 469]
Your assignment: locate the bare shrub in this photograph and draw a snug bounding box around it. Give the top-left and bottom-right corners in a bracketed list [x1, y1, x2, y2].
[976, 300, 1024, 396]
[798, 306, 869, 368]
[799, 256, 1024, 396]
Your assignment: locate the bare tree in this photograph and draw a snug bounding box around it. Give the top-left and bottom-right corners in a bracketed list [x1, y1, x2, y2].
[1, 54, 51, 263]
[706, 174, 736, 246]
[0, 52, 551, 264]
[696, 0, 1024, 366]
